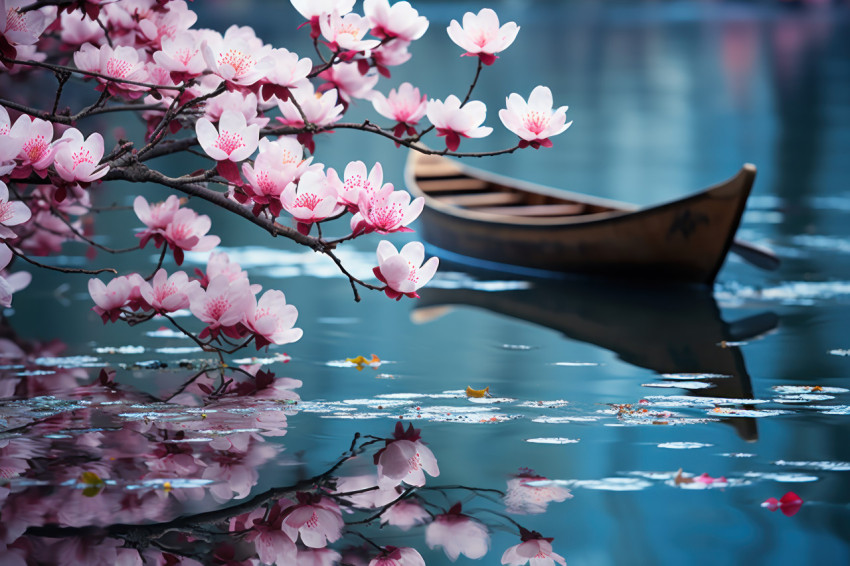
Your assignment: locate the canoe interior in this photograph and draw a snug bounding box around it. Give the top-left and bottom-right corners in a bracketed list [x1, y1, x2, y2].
[411, 153, 623, 218]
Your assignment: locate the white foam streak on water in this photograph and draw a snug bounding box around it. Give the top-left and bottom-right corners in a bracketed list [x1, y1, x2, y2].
[661, 373, 730, 380]
[657, 442, 713, 449]
[772, 385, 849, 394]
[642, 396, 769, 407]
[532, 416, 600, 423]
[567, 478, 653, 491]
[94, 345, 145, 354]
[773, 460, 850, 471]
[526, 437, 580, 444]
[716, 281, 850, 305]
[642, 381, 714, 390]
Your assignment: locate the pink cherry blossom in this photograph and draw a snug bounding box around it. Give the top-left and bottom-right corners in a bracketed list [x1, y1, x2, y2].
[244, 289, 303, 349]
[14, 115, 60, 177]
[277, 83, 345, 129]
[426, 95, 492, 152]
[0, 180, 31, 240]
[290, 0, 356, 20]
[201, 30, 273, 87]
[371, 82, 427, 138]
[135, 0, 197, 47]
[319, 11, 380, 53]
[499, 86, 571, 149]
[196, 109, 260, 163]
[160, 207, 220, 265]
[370, 39, 413, 78]
[52, 128, 109, 183]
[241, 136, 317, 216]
[137, 268, 201, 314]
[381, 498, 430, 531]
[88, 276, 135, 323]
[1, 1, 49, 48]
[426, 503, 490, 561]
[281, 493, 344, 548]
[134, 194, 181, 247]
[0, 243, 29, 308]
[291, 0, 357, 39]
[58, 10, 103, 46]
[152, 31, 206, 82]
[447, 8, 520, 66]
[203, 90, 269, 129]
[231, 503, 298, 566]
[260, 47, 313, 102]
[351, 184, 424, 235]
[374, 421, 439, 488]
[73, 43, 151, 99]
[330, 160, 386, 212]
[318, 61, 379, 103]
[280, 169, 346, 235]
[373, 240, 438, 300]
[501, 530, 566, 566]
[504, 469, 573, 515]
[364, 0, 429, 42]
[0, 105, 25, 175]
[197, 250, 255, 290]
[276, 83, 344, 152]
[189, 274, 254, 340]
[369, 546, 425, 566]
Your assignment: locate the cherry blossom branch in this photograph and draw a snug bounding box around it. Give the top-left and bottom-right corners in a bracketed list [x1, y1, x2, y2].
[460, 58, 484, 107]
[8, 246, 117, 275]
[324, 248, 383, 303]
[346, 486, 418, 525]
[0, 55, 189, 92]
[51, 68, 71, 115]
[0, 96, 169, 126]
[144, 245, 168, 280]
[103, 161, 329, 251]
[46, 203, 138, 254]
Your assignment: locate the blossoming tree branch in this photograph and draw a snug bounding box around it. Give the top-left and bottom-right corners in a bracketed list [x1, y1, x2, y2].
[0, 2, 576, 563]
[0, 0, 571, 361]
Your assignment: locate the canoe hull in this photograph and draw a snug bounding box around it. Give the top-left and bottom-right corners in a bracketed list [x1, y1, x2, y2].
[406, 152, 755, 285]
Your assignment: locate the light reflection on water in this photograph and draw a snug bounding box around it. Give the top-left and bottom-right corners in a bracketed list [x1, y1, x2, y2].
[3, 1, 850, 565]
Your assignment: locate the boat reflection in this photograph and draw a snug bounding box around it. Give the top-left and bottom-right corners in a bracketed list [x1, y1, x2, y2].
[416, 270, 778, 441]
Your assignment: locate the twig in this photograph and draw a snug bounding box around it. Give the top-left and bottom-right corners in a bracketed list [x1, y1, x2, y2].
[8, 246, 117, 275]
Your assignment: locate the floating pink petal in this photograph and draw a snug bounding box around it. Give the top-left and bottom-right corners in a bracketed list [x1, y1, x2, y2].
[761, 491, 803, 517]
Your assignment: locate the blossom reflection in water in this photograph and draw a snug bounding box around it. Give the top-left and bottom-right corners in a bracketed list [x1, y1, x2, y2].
[0, 321, 569, 565]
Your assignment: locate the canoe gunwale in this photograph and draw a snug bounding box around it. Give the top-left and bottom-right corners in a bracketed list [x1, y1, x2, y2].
[405, 150, 755, 229]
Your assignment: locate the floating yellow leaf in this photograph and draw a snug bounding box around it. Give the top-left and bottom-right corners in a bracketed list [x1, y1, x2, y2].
[466, 385, 490, 398]
[79, 471, 105, 497]
[346, 354, 381, 371]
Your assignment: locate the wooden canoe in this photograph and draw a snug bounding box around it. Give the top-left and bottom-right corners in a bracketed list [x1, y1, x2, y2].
[405, 150, 761, 285]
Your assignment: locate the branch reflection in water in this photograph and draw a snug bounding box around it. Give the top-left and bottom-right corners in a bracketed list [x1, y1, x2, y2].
[0, 318, 569, 566]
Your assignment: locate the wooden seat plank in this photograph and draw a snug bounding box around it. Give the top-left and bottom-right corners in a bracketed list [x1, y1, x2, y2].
[474, 203, 586, 217]
[437, 192, 525, 207]
[416, 177, 491, 193]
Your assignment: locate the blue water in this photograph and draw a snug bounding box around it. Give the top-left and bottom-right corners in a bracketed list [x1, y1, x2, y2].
[3, 1, 850, 565]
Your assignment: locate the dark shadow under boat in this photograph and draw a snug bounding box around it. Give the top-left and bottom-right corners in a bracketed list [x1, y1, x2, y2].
[415, 269, 778, 441]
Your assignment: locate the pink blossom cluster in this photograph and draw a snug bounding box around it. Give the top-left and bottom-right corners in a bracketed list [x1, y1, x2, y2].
[0, 0, 578, 337]
[88, 248, 302, 350]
